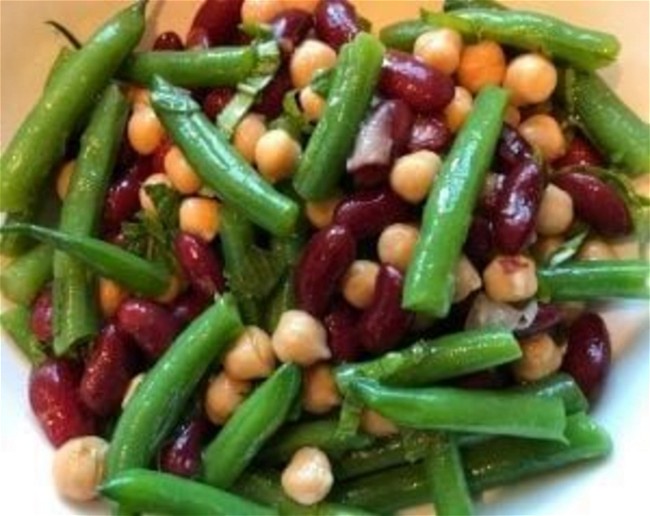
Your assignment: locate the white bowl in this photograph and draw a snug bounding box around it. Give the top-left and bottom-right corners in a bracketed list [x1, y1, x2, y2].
[1, 1, 648, 514]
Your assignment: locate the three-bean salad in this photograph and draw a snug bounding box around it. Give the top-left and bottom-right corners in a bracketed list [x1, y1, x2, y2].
[1, 0, 649, 514]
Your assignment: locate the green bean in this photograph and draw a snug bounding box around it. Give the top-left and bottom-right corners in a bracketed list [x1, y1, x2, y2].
[100, 469, 276, 516]
[0, 224, 171, 298]
[150, 77, 298, 236]
[336, 328, 520, 393]
[293, 33, 384, 200]
[0, 306, 47, 366]
[0, 0, 146, 214]
[444, 0, 506, 11]
[349, 379, 566, 441]
[378, 20, 430, 51]
[53, 84, 129, 355]
[403, 86, 508, 317]
[105, 295, 242, 481]
[515, 373, 589, 415]
[420, 8, 620, 71]
[0, 244, 53, 305]
[203, 363, 301, 488]
[563, 69, 650, 175]
[537, 260, 650, 301]
[425, 434, 473, 516]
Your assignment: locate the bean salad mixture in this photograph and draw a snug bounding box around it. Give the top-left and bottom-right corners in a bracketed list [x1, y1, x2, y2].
[0, 0, 649, 514]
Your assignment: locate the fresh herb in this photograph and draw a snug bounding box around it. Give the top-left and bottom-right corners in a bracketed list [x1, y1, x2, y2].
[269, 90, 314, 139]
[546, 228, 589, 267]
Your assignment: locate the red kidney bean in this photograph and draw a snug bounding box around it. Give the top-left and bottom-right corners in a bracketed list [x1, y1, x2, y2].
[515, 303, 563, 339]
[463, 216, 494, 271]
[296, 225, 356, 317]
[152, 139, 173, 175]
[553, 134, 603, 170]
[454, 368, 510, 390]
[314, 0, 361, 50]
[324, 300, 363, 362]
[30, 288, 53, 343]
[562, 312, 611, 400]
[358, 265, 414, 354]
[171, 289, 212, 326]
[29, 359, 97, 447]
[186, 27, 211, 49]
[202, 87, 235, 120]
[333, 187, 414, 240]
[379, 51, 455, 115]
[153, 31, 185, 51]
[116, 138, 138, 172]
[270, 9, 314, 56]
[187, 0, 244, 47]
[553, 171, 632, 236]
[407, 114, 452, 153]
[79, 322, 140, 417]
[103, 157, 154, 233]
[497, 125, 534, 174]
[116, 299, 181, 359]
[255, 67, 293, 119]
[492, 159, 544, 254]
[479, 173, 505, 217]
[174, 232, 225, 297]
[159, 417, 211, 478]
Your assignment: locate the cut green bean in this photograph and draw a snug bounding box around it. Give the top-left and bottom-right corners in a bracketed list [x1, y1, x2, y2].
[403, 87, 507, 316]
[515, 373, 589, 415]
[0, 306, 47, 366]
[203, 363, 302, 488]
[349, 379, 566, 441]
[0, 224, 171, 298]
[378, 20, 430, 51]
[100, 469, 276, 516]
[421, 8, 620, 70]
[537, 260, 650, 301]
[150, 77, 298, 236]
[293, 33, 384, 200]
[0, 244, 53, 305]
[444, 0, 506, 11]
[53, 84, 129, 355]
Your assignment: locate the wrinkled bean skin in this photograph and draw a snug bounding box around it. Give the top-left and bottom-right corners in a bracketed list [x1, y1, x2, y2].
[314, 0, 362, 50]
[30, 288, 53, 343]
[324, 300, 363, 362]
[408, 114, 452, 153]
[255, 67, 293, 119]
[333, 187, 414, 239]
[174, 232, 225, 297]
[379, 51, 455, 114]
[271, 9, 314, 56]
[116, 299, 181, 359]
[103, 157, 154, 233]
[171, 289, 212, 326]
[202, 88, 235, 120]
[515, 303, 563, 339]
[153, 31, 184, 51]
[463, 216, 494, 271]
[358, 265, 414, 354]
[159, 417, 211, 478]
[80, 322, 140, 417]
[497, 125, 534, 174]
[296, 225, 357, 317]
[29, 359, 97, 447]
[562, 312, 611, 400]
[187, 0, 244, 47]
[553, 171, 632, 236]
[553, 135, 603, 170]
[492, 159, 544, 254]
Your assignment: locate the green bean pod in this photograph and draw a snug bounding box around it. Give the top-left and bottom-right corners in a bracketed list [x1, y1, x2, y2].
[0, 0, 146, 214]
[293, 33, 384, 200]
[150, 77, 299, 236]
[0, 244, 53, 305]
[0, 306, 47, 366]
[100, 469, 276, 516]
[537, 260, 650, 301]
[203, 363, 302, 488]
[105, 295, 242, 480]
[53, 84, 129, 355]
[0, 224, 171, 298]
[403, 86, 508, 317]
[444, 0, 506, 11]
[515, 373, 589, 415]
[378, 20, 430, 51]
[421, 8, 620, 70]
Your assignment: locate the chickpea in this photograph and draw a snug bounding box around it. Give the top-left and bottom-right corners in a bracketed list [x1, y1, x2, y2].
[255, 129, 301, 183]
[281, 447, 334, 506]
[457, 40, 506, 94]
[299, 86, 327, 122]
[341, 260, 380, 310]
[532, 236, 564, 263]
[503, 53, 557, 107]
[179, 197, 221, 242]
[52, 436, 109, 502]
[413, 28, 463, 75]
[164, 146, 202, 194]
[453, 255, 482, 303]
[127, 105, 165, 156]
[578, 238, 617, 261]
[390, 150, 441, 204]
[204, 372, 252, 425]
[512, 333, 565, 382]
[444, 86, 473, 133]
[233, 114, 267, 164]
[305, 193, 342, 229]
[56, 160, 76, 200]
[302, 363, 341, 414]
[139, 173, 173, 214]
[361, 409, 399, 437]
[483, 254, 538, 303]
[399, 504, 436, 516]
[272, 310, 331, 366]
[241, 0, 287, 24]
[536, 184, 574, 236]
[504, 105, 521, 127]
[98, 278, 127, 318]
[290, 40, 337, 89]
[155, 275, 183, 305]
[121, 373, 145, 409]
[223, 326, 276, 381]
[283, 0, 319, 13]
[632, 174, 650, 199]
[128, 87, 150, 108]
[377, 223, 420, 272]
[518, 114, 566, 162]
